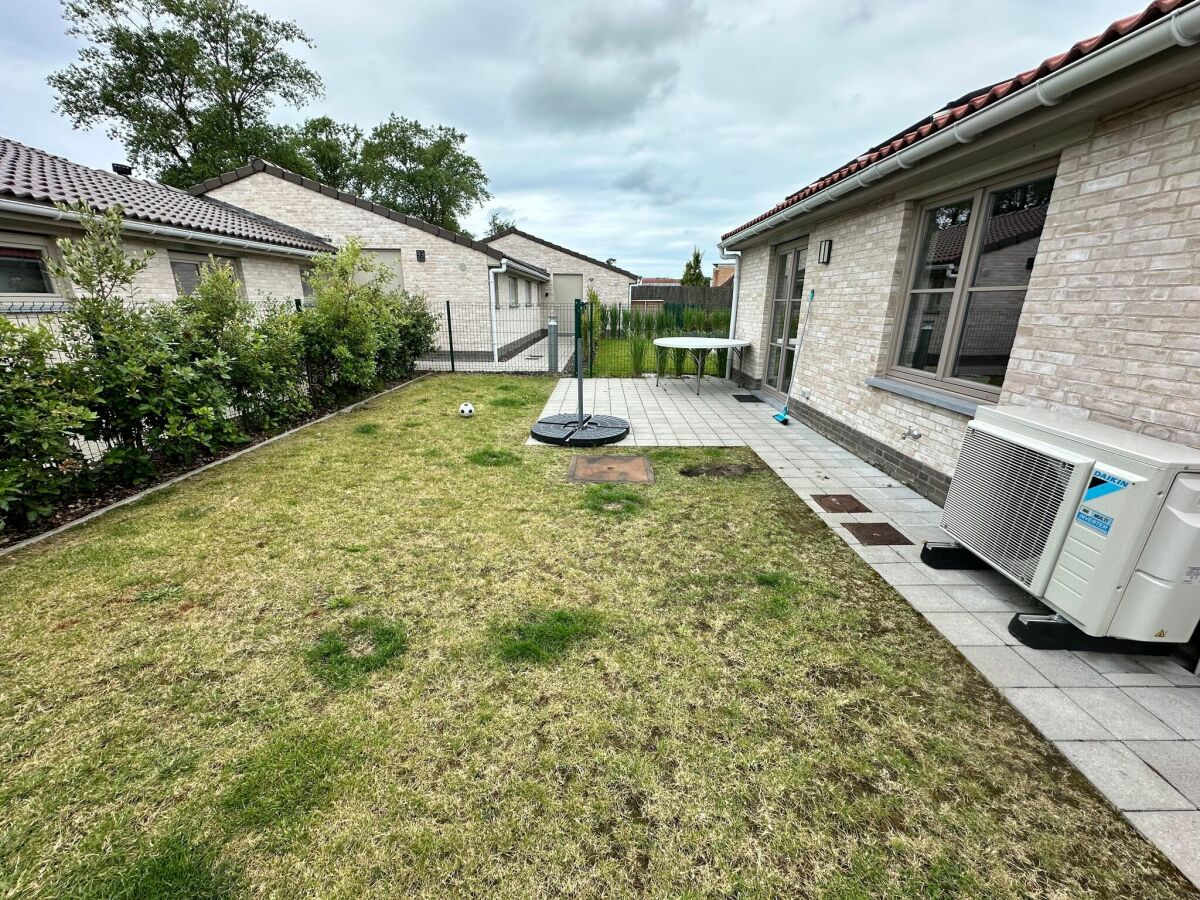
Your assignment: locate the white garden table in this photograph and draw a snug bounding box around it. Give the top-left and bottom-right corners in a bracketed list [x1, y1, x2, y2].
[652, 337, 751, 395]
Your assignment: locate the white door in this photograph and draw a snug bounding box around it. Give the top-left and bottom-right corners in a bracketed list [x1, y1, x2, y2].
[552, 274, 583, 308]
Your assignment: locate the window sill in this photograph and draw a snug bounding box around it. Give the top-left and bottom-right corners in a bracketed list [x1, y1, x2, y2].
[865, 376, 984, 417]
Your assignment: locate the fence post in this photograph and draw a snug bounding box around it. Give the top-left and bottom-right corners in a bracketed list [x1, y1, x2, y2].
[547, 314, 558, 373]
[445, 300, 456, 373]
[575, 298, 585, 425]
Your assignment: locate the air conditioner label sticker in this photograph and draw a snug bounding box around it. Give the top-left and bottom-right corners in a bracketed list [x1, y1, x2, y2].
[1184, 566, 1200, 585]
[1076, 505, 1114, 536]
[1084, 470, 1130, 503]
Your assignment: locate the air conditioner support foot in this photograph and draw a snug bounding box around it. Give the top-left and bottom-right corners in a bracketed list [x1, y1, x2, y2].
[920, 541, 990, 570]
[1009, 614, 1172, 654]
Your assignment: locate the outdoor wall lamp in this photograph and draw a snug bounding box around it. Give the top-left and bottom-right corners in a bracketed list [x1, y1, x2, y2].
[817, 239, 833, 265]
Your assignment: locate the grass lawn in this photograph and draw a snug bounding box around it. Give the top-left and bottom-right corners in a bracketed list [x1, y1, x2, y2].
[589, 337, 723, 378]
[0, 374, 1193, 898]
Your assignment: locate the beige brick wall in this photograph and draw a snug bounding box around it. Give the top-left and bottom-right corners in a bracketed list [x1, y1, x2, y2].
[203, 173, 496, 308]
[486, 232, 635, 308]
[129, 242, 304, 307]
[0, 223, 305, 311]
[1001, 84, 1200, 448]
[202, 173, 555, 353]
[780, 197, 971, 474]
[729, 84, 1200, 486]
[731, 242, 771, 379]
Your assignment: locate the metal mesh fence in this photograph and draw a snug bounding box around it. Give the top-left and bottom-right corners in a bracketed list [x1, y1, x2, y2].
[418, 299, 735, 378]
[3, 297, 308, 465]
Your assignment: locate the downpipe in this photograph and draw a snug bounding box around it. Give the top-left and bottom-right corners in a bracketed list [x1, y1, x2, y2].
[487, 260, 510, 364]
[719, 247, 741, 380]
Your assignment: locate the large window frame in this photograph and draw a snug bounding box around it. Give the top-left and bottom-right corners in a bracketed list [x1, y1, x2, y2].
[169, 251, 243, 297]
[888, 165, 1056, 402]
[0, 232, 61, 300]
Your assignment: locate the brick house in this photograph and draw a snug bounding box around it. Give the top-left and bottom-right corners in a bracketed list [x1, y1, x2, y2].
[190, 160, 550, 359]
[722, 0, 1200, 504]
[0, 137, 330, 322]
[483, 227, 637, 310]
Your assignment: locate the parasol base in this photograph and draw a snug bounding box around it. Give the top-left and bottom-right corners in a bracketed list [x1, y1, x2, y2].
[530, 413, 630, 447]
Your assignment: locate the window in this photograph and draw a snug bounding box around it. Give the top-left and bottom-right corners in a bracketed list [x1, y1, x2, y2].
[892, 171, 1054, 396]
[0, 245, 55, 294]
[299, 263, 316, 300]
[524, 280, 533, 307]
[508, 276, 519, 308]
[170, 253, 240, 296]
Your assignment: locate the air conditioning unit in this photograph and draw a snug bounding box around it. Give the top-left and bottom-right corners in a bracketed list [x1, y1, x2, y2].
[940, 405, 1200, 644]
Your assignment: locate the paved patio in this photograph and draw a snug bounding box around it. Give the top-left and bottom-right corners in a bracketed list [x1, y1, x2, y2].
[534, 376, 1200, 887]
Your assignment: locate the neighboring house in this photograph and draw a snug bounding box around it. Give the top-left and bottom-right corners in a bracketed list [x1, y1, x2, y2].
[190, 160, 550, 360]
[640, 277, 681, 286]
[712, 263, 735, 287]
[0, 137, 331, 322]
[483, 227, 638, 309]
[721, 0, 1200, 504]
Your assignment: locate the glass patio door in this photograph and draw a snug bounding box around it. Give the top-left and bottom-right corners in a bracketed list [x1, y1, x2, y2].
[764, 242, 807, 393]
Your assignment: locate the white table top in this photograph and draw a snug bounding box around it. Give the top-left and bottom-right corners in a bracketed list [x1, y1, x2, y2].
[651, 337, 751, 350]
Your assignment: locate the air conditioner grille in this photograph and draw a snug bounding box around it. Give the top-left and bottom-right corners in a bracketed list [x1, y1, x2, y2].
[942, 427, 1079, 587]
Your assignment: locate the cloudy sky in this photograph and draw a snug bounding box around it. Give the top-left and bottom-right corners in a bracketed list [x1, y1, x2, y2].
[1, 0, 1142, 277]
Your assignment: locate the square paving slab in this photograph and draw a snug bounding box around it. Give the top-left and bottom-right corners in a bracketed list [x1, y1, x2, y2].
[843, 522, 912, 545]
[567, 455, 654, 484]
[813, 493, 871, 513]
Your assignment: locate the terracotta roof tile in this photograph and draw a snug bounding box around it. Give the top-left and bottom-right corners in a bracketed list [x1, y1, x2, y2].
[0, 137, 333, 253]
[722, 0, 1189, 241]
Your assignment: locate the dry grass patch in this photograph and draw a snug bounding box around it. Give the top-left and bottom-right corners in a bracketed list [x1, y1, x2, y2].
[0, 374, 1193, 898]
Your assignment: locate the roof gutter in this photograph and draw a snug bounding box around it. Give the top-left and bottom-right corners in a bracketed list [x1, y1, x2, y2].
[0, 197, 322, 259]
[499, 256, 550, 282]
[721, 1, 1200, 249]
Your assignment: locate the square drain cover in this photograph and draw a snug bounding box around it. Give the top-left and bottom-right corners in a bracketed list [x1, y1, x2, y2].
[733, 394, 764, 403]
[813, 494, 871, 513]
[843, 522, 912, 545]
[568, 455, 654, 484]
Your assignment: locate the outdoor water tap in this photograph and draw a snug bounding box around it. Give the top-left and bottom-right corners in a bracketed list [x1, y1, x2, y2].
[902, 426, 922, 440]
[798, 387, 812, 400]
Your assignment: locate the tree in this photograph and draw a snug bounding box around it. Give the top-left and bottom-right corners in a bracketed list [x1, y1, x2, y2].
[486, 210, 516, 237]
[289, 116, 365, 193]
[356, 116, 491, 232]
[49, 0, 323, 187]
[680, 247, 710, 286]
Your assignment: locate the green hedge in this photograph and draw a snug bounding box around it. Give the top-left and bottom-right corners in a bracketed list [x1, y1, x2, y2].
[0, 208, 437, 533]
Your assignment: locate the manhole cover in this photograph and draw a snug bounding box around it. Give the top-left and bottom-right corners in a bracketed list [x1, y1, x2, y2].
[842, 522, 912, 545]
[813, 494, 871, 513]
[568, 455, 654, 484]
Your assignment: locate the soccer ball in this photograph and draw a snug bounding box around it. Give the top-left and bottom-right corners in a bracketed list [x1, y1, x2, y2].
[458, 402, 475, 418]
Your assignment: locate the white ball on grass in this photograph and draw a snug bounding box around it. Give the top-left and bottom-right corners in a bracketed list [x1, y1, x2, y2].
[458, 402, 475, 418]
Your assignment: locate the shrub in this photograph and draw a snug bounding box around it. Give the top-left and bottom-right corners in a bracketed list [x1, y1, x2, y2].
[177, 260, 309, 434]
[55, 206, 236, 479]
[628, 332, 649, 377]
[0, 320, 95, 529]
[297, 241, 382, 408]
[369, 289, 438, 382]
